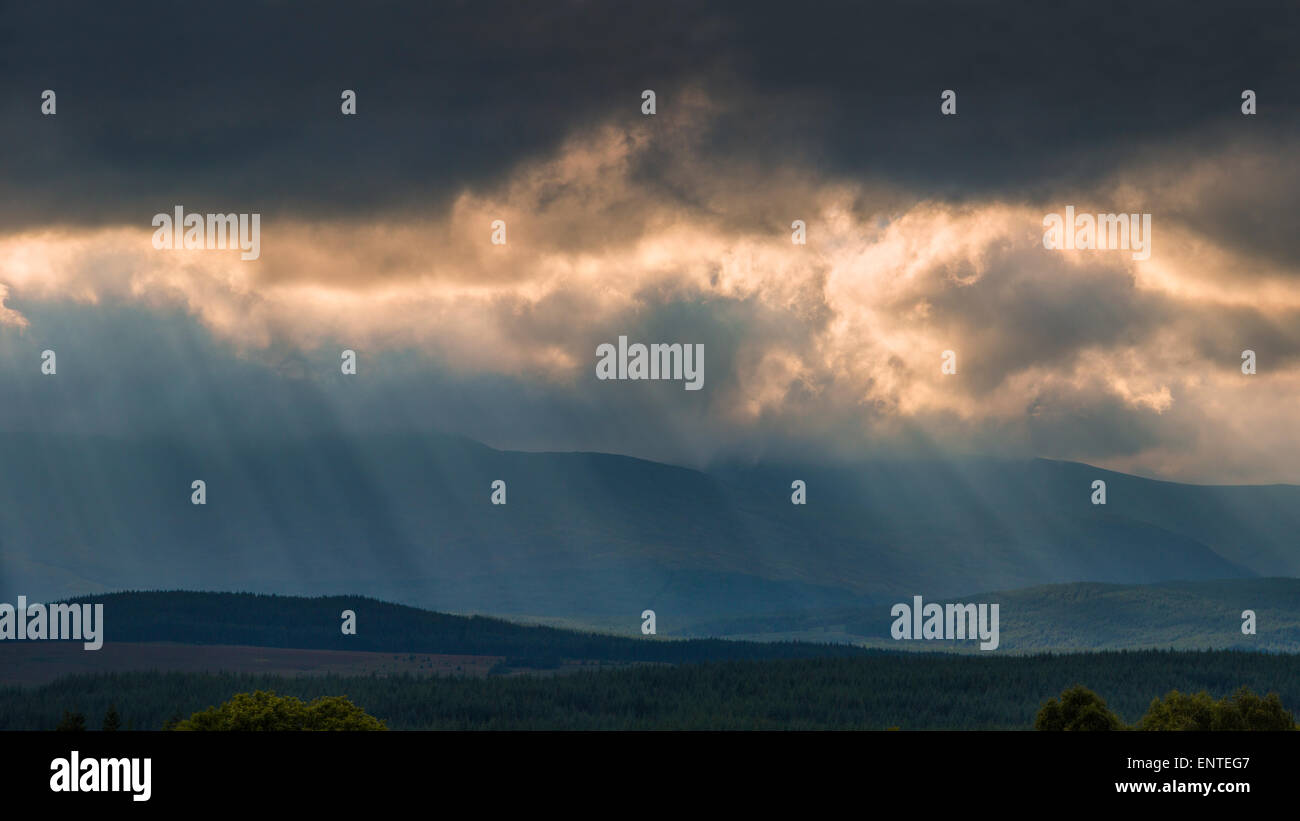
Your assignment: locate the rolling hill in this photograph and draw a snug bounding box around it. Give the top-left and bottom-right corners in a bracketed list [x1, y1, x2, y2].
[686, 577, 1300, 651]
[1, 433, 1296, 627]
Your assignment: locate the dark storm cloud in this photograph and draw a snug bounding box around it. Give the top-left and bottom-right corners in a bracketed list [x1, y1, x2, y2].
[1, 0, 1296, 228]
[3, 0, 1300, 484]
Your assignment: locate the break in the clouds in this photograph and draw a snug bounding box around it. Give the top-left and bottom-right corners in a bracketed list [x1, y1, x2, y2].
[2, 0, 1298, 484]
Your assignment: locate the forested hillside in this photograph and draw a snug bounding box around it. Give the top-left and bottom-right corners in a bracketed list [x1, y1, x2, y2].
[55, 590, 864, 663]
[6, 649, 1298, 730]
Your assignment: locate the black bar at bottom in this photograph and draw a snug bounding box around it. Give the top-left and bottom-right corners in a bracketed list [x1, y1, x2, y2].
[2, 730, 1287, 809]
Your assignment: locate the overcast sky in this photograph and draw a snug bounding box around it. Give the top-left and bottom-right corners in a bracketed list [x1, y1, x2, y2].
[2, 0, 1299, 483]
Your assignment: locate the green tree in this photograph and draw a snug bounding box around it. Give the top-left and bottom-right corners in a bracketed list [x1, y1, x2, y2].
[1139, 688, 1294, 731]
[172, 690, 387, 731]
[1035, 685, 1124, 731]
[1226, 688, 1296, 730]
[56, 710, 86, 732]
[102, 705, 122, 731]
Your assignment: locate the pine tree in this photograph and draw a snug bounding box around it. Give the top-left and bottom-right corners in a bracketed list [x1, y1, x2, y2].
[56, 710, 86, 731]
[102, 705, 122, 731]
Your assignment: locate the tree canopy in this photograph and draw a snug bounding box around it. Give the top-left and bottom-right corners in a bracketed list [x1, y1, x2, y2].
[1034, 685, 1124, 731]
[1037, 684, 1296, 731]
[172, 690, 387, 731]
[1138, 687, 1295, 731]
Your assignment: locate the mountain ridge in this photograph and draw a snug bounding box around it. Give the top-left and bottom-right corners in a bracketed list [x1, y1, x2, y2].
[1, 433, 1296, 626]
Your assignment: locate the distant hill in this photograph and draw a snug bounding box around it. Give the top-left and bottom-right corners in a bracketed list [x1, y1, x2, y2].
[43, 590, 864, 664]
[19, 581, 1300, 663]
[2, 432, 1297, 625]
[685, 578, 1300, 652]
